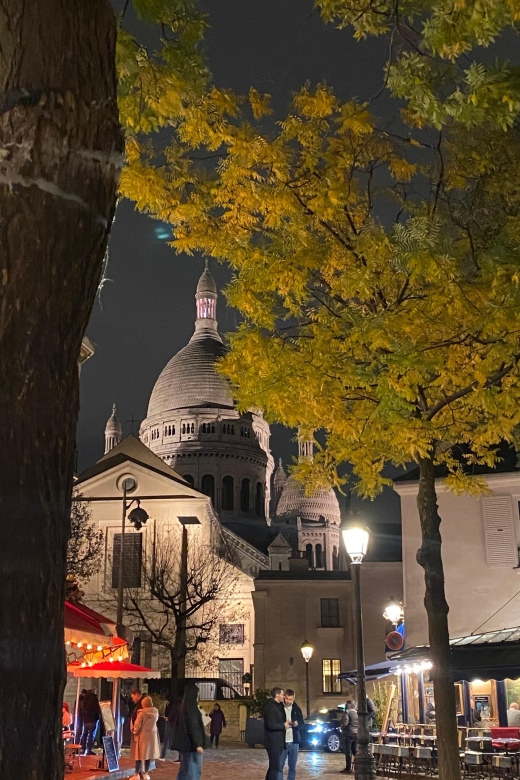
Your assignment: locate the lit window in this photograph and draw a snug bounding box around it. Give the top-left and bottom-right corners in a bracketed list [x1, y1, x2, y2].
[322, 659, 341, 693]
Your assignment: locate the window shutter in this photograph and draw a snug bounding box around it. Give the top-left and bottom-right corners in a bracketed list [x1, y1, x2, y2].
[111, 533, 142, 588]
[482, 495, 517, 568]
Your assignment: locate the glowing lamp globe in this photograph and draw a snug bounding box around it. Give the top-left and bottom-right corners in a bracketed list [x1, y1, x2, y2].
[342, 523, 370, 564]
[301, 640, 313, 663]
[383, 602, 403, 626]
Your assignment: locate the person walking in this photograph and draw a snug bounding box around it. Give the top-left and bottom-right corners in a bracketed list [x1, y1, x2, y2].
[264, 687, 291, 780]
[340, 699, 358, 775]
[75, 689, 87, 744]
[366, 698, 377, 730]
[131, 696, 161, 780]
[80, 688, 101, 755]
[209, 703, 226, 748]
[279, 689, 304, 780]
[171, 683, 208, 780]
[161, 692, 181, 760]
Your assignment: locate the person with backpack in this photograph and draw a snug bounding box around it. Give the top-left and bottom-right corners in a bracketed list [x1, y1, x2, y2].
[340, 699, 358, 775]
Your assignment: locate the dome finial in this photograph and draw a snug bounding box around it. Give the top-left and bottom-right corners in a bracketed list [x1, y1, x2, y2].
[104, 404, 122, 454]
[194, 258, 218, 332]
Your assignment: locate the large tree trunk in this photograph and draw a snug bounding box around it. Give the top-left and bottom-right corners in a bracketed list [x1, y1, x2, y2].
[0, 3, 122, 779]
[416, 456, 460, 780]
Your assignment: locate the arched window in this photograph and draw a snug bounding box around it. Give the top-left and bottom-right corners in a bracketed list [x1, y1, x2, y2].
[183, 474, 194, 487]
[182, 424, 186, 434]
[201, 474, 215, 504]
[240, 478, 250, 512]
[211, 424, 216, 433]
[315, 543, 323, 569]
[222, 476, 234, 510]
[279, 562, 283, 571]
[231, 425, 235, 435]
[333, 546, 340, 571]
[306, 544, 314, 568]
[191, 423, 195, 433]
[255, 482, 264, 517]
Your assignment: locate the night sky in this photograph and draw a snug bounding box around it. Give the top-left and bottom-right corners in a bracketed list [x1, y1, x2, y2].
[77, 1, 404, 525]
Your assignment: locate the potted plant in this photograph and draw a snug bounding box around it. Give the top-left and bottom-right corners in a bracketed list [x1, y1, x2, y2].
[245, 688, 271, 748]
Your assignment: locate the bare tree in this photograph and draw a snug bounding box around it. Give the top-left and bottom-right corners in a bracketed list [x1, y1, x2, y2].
[67, 496, 104, 583]
[101, 526, 245, 693]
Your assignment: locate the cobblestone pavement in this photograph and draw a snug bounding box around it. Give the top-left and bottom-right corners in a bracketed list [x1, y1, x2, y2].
[153, 745, 346, 779]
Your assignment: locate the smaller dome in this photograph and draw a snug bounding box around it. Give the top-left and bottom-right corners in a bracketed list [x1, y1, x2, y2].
[105, 404, 122, 436]
[196, 260, 217, 297]
[276, 475, 341, 525]
[274, 458, 287, 486]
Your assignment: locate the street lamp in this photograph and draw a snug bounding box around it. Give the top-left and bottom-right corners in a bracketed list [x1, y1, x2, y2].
[383, 602, 404, 627]
[301, 640, 314, 718]
[116, 478, 149, 628]
[342, 519, 376, 780]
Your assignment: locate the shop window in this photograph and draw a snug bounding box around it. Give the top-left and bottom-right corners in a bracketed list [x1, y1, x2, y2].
[321, 598, 339, 628]
[322, 659, 342, 694]
[255, 482, 264, 516]
[240, 478, 250, 512]
[111, 533, 142, 588]
[222, 476, 234, 510]
[201, 474, 215, 503]
[218, 658, 244, 695]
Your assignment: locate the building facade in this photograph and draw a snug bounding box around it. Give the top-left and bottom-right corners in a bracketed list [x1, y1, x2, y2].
[395, 469, 520, 649]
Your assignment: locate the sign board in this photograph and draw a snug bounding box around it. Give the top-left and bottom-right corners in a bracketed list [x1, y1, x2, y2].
[102, 736, 120, 773]
[100, 701, 116, 733]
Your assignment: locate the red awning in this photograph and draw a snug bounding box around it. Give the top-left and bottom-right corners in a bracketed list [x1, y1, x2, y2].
[68, 660, 161, 679]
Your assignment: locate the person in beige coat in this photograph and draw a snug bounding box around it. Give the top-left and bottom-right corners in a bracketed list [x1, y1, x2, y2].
[131, 696, 161, 780]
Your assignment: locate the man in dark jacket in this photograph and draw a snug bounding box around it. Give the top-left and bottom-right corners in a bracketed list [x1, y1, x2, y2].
[80, 688, 101, 755]
[264, 687, 291, 780]
[340, 699, 359, 774]
[161, 692, 181, 760]
[280, 689, 305, 780]
[171, 684, 208, 780]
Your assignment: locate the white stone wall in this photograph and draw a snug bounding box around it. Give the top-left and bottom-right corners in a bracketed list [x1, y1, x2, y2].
[396, 473, 520, 648]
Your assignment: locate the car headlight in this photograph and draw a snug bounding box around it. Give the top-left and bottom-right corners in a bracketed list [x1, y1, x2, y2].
[311, 738, 320, 746]
[308, 725, 324, 733]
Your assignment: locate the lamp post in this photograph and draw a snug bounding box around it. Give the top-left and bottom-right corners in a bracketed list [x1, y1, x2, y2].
[114, 477, 149, 755]
[301, 640, 314, 718]
[342, 520, 376, 780]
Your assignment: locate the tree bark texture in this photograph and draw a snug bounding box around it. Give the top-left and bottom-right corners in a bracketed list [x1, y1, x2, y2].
[0, 3, 123, 779]
[416, 456, 461, 780]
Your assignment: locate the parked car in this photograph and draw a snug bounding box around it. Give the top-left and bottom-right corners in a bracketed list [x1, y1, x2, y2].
[301, 707, 346, 753]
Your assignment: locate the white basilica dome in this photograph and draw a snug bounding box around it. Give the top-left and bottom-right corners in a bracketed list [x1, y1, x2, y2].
[147, 335, 233, 416]
[276, 475, 341, 525]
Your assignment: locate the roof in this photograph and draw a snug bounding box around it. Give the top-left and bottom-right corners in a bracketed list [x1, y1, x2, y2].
[388, 627, 520, 681]
[276, 475, 341, 525]
[256, 569, 350, 581]
[147, 333, 234, 416]
[395, 442, 519, 483]
[221, 517, 272, 555]
[76, 434, 189, 487]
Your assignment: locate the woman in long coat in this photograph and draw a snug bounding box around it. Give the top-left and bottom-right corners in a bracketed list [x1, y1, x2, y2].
[131, 696, 161, 780]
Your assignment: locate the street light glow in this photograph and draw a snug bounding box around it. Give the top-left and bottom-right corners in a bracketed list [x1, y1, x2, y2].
[383, 602, 403, 625]
[301, 640, 314, 663]
[342, 522, 370, 564]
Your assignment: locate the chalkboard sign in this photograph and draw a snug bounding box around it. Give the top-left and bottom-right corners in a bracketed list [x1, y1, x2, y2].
[102, 736, 119, 773]
[100, 701, 116, 733]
